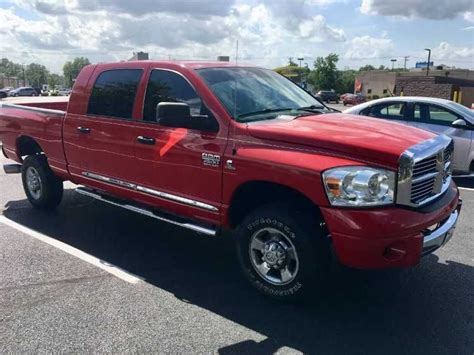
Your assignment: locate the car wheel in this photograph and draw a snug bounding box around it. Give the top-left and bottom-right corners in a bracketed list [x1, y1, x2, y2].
[21, 155, 63, 210]
[235, 203, 331, 301]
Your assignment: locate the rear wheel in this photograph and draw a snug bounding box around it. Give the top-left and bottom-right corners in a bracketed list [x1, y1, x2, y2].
[21, 155, 63, 210]
[235, 204, 330, 301]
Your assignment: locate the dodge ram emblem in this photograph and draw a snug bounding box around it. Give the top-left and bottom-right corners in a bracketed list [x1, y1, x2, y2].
[202, 153, 221, 167]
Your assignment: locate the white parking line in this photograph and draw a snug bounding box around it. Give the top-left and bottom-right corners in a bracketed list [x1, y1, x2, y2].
[459, 187, 474, 192]
[0, 216, 142, 284]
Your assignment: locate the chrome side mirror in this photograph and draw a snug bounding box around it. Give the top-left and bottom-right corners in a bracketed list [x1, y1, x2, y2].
[452, 119, 467, 129]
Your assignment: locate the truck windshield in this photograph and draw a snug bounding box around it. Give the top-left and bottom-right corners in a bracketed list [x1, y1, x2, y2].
[197, 67, 326, 122]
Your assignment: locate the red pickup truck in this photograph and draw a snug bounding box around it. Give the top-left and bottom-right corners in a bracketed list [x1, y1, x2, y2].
[0, 61, 461, 300]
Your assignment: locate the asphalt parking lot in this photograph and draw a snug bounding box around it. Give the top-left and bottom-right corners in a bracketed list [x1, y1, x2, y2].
[1, 153, 473, 353]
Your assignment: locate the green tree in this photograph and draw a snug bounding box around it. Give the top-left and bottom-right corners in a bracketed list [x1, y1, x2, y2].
[358, 64, 376, 71]
[25, 63, 49, 87]
[308, 53, 340, 91]
[336, 70, 356, 94]
[48, 73, 64, 89]
[63, 57, 90, 87]
[0, 58, 23, 77]
[378, 65, 386, 70]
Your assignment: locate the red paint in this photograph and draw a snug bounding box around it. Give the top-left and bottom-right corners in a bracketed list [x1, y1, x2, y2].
[0, 60, 460, 269]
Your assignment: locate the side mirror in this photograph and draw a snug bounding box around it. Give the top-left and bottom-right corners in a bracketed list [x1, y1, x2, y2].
[156, 102, 218, 132]
[452, 118, 467, 129]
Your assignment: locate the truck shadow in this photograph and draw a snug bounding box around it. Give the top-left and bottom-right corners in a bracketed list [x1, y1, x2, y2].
[3, 189, 473, 354]
[454, 176, 474, 189]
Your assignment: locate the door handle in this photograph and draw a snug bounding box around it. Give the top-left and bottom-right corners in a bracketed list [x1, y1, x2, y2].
[77, 126, 91, 134]
[137, 136, 156, 145]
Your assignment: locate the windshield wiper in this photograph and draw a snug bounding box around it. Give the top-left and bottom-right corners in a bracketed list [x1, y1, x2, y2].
[237, 107, 296, 119]
[297, 105, 339, 113]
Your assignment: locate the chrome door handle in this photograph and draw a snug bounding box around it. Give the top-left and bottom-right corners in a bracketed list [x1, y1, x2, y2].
[137, 136, 155, 145]
[77, 126, 91, 133]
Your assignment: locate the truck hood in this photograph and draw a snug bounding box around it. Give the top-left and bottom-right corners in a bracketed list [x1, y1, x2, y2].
[246, 113, 434, 167]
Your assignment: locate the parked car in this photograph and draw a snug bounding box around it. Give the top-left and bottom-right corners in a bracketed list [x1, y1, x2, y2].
[0, 89, 9, 99]
[0, 62, 461, 300]
[58, 88, 72, 96]
[315, 90, 339, 103]
[345, 96, 474, 175]
[0, 87, 14, 99]
[32, 87, 42, 96]
[342, 93, 366, 106]
[9, 87, 38, 97]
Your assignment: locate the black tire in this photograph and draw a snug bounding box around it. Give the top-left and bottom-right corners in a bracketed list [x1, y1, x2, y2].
[235, 203, 331, 301]
[21, 155, 63, 210]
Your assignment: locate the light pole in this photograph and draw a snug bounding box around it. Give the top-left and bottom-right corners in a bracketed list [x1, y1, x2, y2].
[390, 59, 397, 71]
[297, 57, 304, 67]
[424, 48, 431, 76]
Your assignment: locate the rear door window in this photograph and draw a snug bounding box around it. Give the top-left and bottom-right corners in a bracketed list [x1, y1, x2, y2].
[365, 102, 407, 120]
[414, 103, 460, 126]
[87, 69, 143, 119]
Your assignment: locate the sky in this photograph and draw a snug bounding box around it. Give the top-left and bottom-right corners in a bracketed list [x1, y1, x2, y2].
[0, 0, 473, 73]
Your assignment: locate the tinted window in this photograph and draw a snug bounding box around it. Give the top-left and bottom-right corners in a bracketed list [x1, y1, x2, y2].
[143, 70, 202, 122]
[87, 69, 142, 119]
[414, 104, 460, 126]
[367, 102, 406, 120]
[197, 67, 325, 122]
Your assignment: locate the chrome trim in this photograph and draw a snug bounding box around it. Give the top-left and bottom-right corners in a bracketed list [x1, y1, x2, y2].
[397, 135, 453, 207]
[0, 102, 65, 115]
[75, 188, 216, 236]
[82, 172, 137, 190]
[422, 209, 458, 255]
[136, 185, 219, 212]
[81, 171, 219, 212]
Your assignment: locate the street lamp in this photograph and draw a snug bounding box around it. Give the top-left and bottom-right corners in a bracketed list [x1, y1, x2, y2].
[424, 48, 431, 76]
[390, 59, 397, 71]
[297, 57, 304, 67]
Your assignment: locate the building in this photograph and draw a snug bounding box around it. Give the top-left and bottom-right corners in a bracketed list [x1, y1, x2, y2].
[129, 52, 149, 61]
[355, 69, 474, 107]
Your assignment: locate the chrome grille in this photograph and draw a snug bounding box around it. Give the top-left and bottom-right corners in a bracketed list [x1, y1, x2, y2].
[397, 135, 453, 208]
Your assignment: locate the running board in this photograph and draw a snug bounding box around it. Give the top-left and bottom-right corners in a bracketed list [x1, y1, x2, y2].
[75, 187, 217, 236]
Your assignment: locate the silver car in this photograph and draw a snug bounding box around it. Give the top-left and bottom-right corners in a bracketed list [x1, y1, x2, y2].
[345, 97, 474, 175]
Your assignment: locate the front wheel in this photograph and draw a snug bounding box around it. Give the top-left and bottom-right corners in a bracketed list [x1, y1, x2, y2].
[21, 155, 63, 210]
[235, 204, 330, 301]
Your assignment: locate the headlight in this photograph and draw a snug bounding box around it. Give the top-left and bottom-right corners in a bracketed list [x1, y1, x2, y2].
[322, 166, 395, 207]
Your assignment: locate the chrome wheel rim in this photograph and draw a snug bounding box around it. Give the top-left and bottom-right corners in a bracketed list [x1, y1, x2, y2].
[26, 167, 42, 200]
[248, 227, 299, 286]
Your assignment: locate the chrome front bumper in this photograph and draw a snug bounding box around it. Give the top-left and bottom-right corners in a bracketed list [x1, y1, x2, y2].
[422, 205, 461, 256]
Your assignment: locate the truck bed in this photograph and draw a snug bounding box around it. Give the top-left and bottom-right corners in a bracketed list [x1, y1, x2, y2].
[0, 100, 68, 177]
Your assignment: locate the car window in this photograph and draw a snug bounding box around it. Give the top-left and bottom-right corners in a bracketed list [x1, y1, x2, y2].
[143, 69, 202, 122]
[365, 102, 407, 120]
[87, 69, 143, 119]
[414, 103, 460, 126]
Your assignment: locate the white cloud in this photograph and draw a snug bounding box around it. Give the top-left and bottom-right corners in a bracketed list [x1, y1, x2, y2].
[344, 35, 394, 60]
[1, 1, 350, 72]
[464, 11, 474, 22]
[432, 42, 474, 61]
[361, 0, 474, 21]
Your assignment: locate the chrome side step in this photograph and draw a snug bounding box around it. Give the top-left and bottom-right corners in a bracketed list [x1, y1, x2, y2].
[3, 164, 22, 174]
[75, 187, 217, 236]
